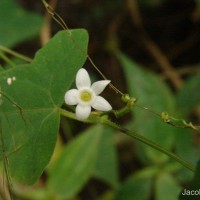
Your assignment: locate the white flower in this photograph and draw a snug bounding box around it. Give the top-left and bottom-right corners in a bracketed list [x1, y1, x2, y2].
[64, 68, 112, 120]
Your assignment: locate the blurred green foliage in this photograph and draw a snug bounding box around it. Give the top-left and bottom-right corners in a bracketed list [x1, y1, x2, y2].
[118, 53, 176, 164]
[0, 0, 42, 47]
[177, 74, 200, 116]
[179, 160, 200, 200]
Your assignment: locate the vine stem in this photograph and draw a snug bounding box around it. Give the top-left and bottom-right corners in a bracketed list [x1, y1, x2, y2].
[59, 108, 195, 172]
[0, 45, 33, 63]
[102, 118, 195, 172]
[0, 52, 15, 67]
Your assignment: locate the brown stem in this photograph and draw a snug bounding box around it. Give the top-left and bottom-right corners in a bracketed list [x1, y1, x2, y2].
[0, 176, 11, 200]
[40, 0, 58, 45]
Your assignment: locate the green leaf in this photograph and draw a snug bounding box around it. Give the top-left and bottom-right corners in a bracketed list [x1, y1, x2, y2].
[174, 128, 198, 182]
[177, 74, 200, 116]
[179, 159, 200, 200]
[0, 0, 42, 47]
[175, 129, 198, 165]
[47, 125, 104, 200]
[155, 173, 181, 200]
[0, 29, 88, 184]
[118, 53, 175, 164]
[93, 127, 119, 187]
[175, 74, 200, 181]
[114, 168, 155, 200]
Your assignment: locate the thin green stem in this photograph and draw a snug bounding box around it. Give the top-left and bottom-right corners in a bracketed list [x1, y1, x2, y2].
[0, 45, 33, 63]
[59, 108, 195, 172]
[102, 118, 195, 172]
[0, 52, 15, 68]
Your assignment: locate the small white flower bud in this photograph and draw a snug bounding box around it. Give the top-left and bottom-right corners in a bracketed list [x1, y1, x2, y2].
[7, 77, 12, 85]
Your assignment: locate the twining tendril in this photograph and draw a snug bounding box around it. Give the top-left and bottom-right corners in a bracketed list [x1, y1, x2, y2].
[161, 112, 200, 131]
[113, 93, 200, 132]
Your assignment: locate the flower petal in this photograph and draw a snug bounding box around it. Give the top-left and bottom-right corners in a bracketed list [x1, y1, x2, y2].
[92, 96, 112, 111]
[76, 68, 91, 89]
[76, 104, 91, 120]
[91, 80, 111, 95]
[64, 89, 78, 105]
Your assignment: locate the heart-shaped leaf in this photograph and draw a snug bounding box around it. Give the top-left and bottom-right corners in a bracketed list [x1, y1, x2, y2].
[0, 29, 88, 184]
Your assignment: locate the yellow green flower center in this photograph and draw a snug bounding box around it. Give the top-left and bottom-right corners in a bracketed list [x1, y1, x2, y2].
[80, 90, 92, 102]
